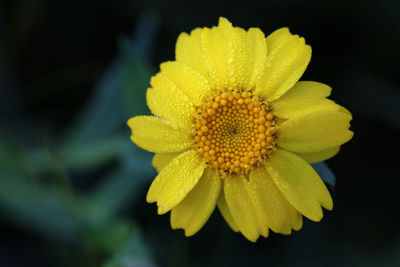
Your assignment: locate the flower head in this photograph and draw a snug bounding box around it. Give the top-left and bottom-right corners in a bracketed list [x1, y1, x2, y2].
[128, 18, 353, 241]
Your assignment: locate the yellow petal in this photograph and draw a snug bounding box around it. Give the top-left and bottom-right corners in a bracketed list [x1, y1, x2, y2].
[271, 81, 342, 119]
[170, 168, 221, 236]
[147, 73, 196, 128]
[146, 150, 206, 214]
[266, 149, 333, 221]
[339, 105, 352, 117]
[175, 28, 209, 79]
[277, 110, 353, 153]
[225, 25, 267, 90]
[176, 17, 267, 92]
[248, 165, 303, 234]
[200, 17, 268, 91]
[152, 152, 181, 172]
[224, 175, 268, 242]
[200, 18, 231, 89]
[265, 27, 292, 52]
[160, 61, 212, 106]
[127, 116, 193, 153]
[255, 29, 311, 101]
[217, 190, 239, 232]
[298, 147, 340, 163]
[246, 28, 268, 87]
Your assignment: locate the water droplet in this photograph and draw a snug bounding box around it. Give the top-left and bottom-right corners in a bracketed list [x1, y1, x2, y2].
[227, 57, 233, 64]
[269, 169, 278, 177]
[280, 181, 289, 190]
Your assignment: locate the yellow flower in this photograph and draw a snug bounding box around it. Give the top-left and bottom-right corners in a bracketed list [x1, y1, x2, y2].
[127, 17, 353, 242]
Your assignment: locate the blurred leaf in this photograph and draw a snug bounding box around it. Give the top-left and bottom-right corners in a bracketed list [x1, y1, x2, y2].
[64, 12, 158, 146]
[60, 135, 128, 171]
[0, 134, 153, 250]
[0, 13, 161, 266]
[0, 175, 79, 243]
[0, 135, 21, 172]
[127, 11, 159, 57]
[61, 136, 124, 170]
[312, 162, 336, 186]
[120, 11, 158, 117]
[81, 152, 154, 225]
[64, 58, 128, 145]
[84, 219, 133, 254]
[121, 54, 152, 117]
[29, 134, 153, 175]
[27, 136, 124, 172]
[103, 227, 156, 267]
[0, 136, 78, 242]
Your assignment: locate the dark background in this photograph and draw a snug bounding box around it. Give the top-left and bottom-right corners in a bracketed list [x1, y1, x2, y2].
[1, 0, 399, 266]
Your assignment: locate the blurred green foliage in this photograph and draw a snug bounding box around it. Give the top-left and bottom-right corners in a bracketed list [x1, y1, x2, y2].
[0, 11, 157, 266]
[1, 1, 400, 266]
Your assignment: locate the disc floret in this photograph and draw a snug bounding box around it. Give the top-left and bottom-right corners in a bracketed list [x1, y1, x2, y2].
[194, 91, 276, 175]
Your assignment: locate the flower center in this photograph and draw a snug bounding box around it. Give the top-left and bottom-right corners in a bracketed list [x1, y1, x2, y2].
[194, 91, 276, 175]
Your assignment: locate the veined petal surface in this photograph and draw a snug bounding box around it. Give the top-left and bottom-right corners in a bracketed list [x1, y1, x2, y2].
[266, 27, 292, 52]
[147, 73, 196, 128]
[248, 165, 303, 234]
[128, 116, 193, 153]
[146, 150, 206, 214]
[176, 18, 267, 91]
[160, 61, 212, 106]
[298, 147, 340, 163]
[171, 167, 221, 236]
[217, 191, 239, 232]
[224, 23, 267, 90]
[271, 81, 342, 119]
[265, 149, 333, 222]
[200, 18, 231, 89]
[175, 28, 209, 80]
[224, 175, 268, 242]
[277, 110, 353, 153]
[255, 28, 311, 101]
[152, 152, 181, 172]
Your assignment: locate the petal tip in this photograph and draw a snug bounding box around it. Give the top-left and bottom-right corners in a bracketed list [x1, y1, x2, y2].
[157, 205, 169, 215]
[218, 17, 232, 26]
[245, 234, 259, 242]
[324, 199, 334, 211]
[293, 216, 303, 231]
[184, 229, 196, 237]
[127, 116, 136, 128]
[170, 219, 179, 230]
[146, 191, 156, 204]
[309, 211, 323, 222]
